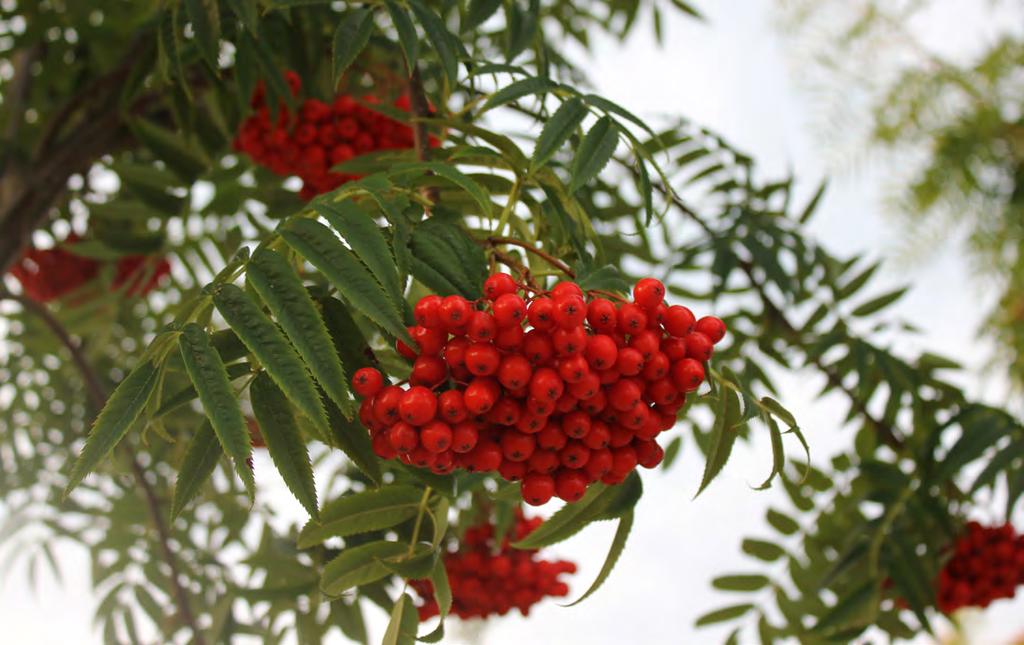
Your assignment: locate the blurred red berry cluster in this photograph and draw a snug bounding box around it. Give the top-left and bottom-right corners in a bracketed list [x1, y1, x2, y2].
[937, 521, 1024, 613]
[410, 510, 576, 620]
[8, 234, 170, 303]
[233, 71, 427, 200]
[351, 273, 726, 505]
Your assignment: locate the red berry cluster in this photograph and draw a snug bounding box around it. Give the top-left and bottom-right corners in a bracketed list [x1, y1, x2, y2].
[351, 274, 726, 505]
[936, 521, 1024, 613]
[233, 71, 425, 200]
[9, 235, 170, 303]
[410, 511, 576, 620]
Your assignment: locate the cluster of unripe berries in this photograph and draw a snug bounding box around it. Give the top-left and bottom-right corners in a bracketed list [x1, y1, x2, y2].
[410, 510, 575, 620]
[233, 71, 424, 200]
[9, 234, 170, 303]
[351, 273, 726, 505]
[936, 521, 1024, 613]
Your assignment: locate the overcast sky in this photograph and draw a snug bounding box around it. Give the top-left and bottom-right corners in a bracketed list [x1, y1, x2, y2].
[3, 1, 1023, 643]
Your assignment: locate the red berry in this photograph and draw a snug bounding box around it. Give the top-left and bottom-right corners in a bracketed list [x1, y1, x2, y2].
[553, 295, 586, 329]
[671, 358, 704, 392]
[492, 293, 527, 327]
[399, 386, 438, 425]
[498, 354, 533, 390]
[494, 323, 525, 351]
[373, 385, 403, 425]
[483, 273, 518, 301]
[663, 305, 696, 337]
[410, 325, 446, 356]
[557, 354, 590, 384]
[586, 298, 618, 332]
[468, 311, 497, 341]
[584, 448, 613, 481]
[552, 326, 586, 357]
[583, 421, 611, 449]
[501, 431, 536, 462]
[695, 316, 727, 343]
[641, 352, 670, 381]
[521, 474, 555, 506]
[632, 277, 665, 310]
[352, 367, 384, 397]
[684, 332, 714, 361]
[411, 355, 447, 386]
[464, 377, 500, 414]
[438, 389, 468, 422]
[585, 334, 618, 370]
[561, 410, 592, 439]
[414, 295, 444, 328]
[420, 420, 453, 453]
[522, 330, 554, 364]
[559, 441, 591, 469]
[388, 422, 419, 453]
[611, 445, 638, 475]
[443, 337, 470, 370]
[615, 347, 645, 376]
[537, 423, 568, 451]
[451, 421, 479, 453]
[439, 295, 472, 330]
[568, 371, 601, 400]
[609, 378, 642, 411]
[529, 368, 564, 401]
[550, 281, 584, 300]
[465, 342, 501, 376]
[617, 303, 648, 334]
[499, 459, 528, 482]
[635, 440, 664, 469]
[554, 470, 588, 502]
[528, 450, 560, 474]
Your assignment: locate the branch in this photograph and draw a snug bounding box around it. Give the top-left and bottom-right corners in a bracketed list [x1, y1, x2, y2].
[0, 290, 208, 645]
[407, 66, 441, 207]
[485, 236, 576, 280]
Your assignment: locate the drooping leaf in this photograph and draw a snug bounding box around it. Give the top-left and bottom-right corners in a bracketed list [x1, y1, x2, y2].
[250, 372, 318, 519]
[382, 592, 418, 645]
[326, 399, 383, 485]
[755, 416, 785, 490]
[694, 603, 753, 627]
[280, 218, 411, 343]
[247, 248, 354, 418]
[851, 287, 908, 317]
[320, 541, 409, 595]
[65, 361, 159, 495]
[565, 509, 633, 606]
[178, 323, 254, 498]
[385, 1, 419, 71]
[531, 97, 588, 171]
[171, 421, 223, 519]
[480, 76, 557, 114]
[570, 116, 619, 192]
[389, 162, 495, 219]
[332, 8, 374, 86]
[409, 0, 459, 84]
[211, 284, 331, 438]
[695, 387, 741, 497]
[297, 486, 423, 548]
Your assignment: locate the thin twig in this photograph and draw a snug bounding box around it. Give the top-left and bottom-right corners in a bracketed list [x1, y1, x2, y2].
[485, 236, 576, 279]
[407, 66, 440, 205]
[0, 290, 208, 644]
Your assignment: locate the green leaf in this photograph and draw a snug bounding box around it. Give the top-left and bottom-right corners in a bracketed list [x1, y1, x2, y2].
[570, 116, 619, 192]
[280, 218, 411, 344]
[837, 261, 880, 300]
[382, 593, 418, 645]
[184, 0, 221, 73]
[225, 0, 259, 34]
[385, 1, 419, 71]
[694, 603, 753, 627]
[313, 199, 403, 308]
[327, 399, 383, 485]
[211, 284, 331, 439]
[64, 362, 159, 495]
[320, 541, 408, 595]
[409, 1, 459, 84]
[243, 31, 296, 112]
[480, 76, 557, 114]
[389, 162, 495, 219]
[811, 579, 879, 634]
[464, 0, 502, 30]
[695, 387, 741, 498]
[851, 287, 908, 317]
[332, 8, 374, 87]
[766, 508, 799, 535]
[531, 97, 587, 171]
[512, 477, 639, 549]
[250, 373, 318, 519]
[565, 509, 633, 606]
[712, 574, 770, 592]
[247, 248, 354, 418]
[741, 539, 785, 562]
[129, 118, 209, 183]
[377, 543, 435, 579]
[171, 422, 222, 519]
[761, 396, 797, 428]
[755, 416, 785, 490]
[799, 179, 827, 223]
[178, 323, 254, 498]
[297, 486, 423, 548]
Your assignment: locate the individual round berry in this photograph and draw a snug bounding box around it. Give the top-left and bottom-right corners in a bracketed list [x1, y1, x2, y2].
[550, 281, 584, 300]
[439, 295, 472, 330]
[609, 378, 643, 411]
[410, 325, 446, 356]
[615, 347, 645, 376]
[421, 420, 453, 453]
[584, 448, 613, 481]
[649, 302, 668, 329]
[431, 450, 456, 475]
[695, 315, 727, 343]
[388, 421, 419, 453]
[552, 326, 587, 357]
[494, 324, 525, 351]
[528, 449, 560, 474]
[646, 378, 681, 407]
[399, 386, 438, 425]
[522, 330, 554, 364]
[635, 439, 664, 469]
[684, 332, 714, 362]
[662, 336, 687, 360]
[409, 446, 437, 468]
[642, 352, 670, 381]
[464, 377, 500, 415]
[443, 336, 470, 370]
[580, 390, 608, 416]
[373, 431, 399, 459]
[465, 342, 501, 376]
[438, 389, 468, 423]
[411, 355, 447, 387]
[483, 273, 518, 301]
[629, 330, 661, 361]
[466, 441, 502, 472]
[632, 277, 665, 310]
[501, 431, 537, 462]
[414, 294, 443, 328]
[372, 386, 403, 425]
[585, 334, 618, 370]
[537, 423, 568, 451]
[557, 354, 590, 384]
[617, 303, 648, 334]
[527, 297, 556, 331]
[499, 459, 528, 482]
[468, 311, 497, 342]
[663, 305, 696, 337]
[586, 298, 617, 332]
[521, 474, 555, 506]
[554, 470, 588, 502]
[568, 371, 601, 400]
[529, 368, 564, 402]
[560, 410, 591, 439]
[611, 445, 639, 475]
[488, 397, 522, 426]
[492, 293, 527, 327]
[608, 424, 634, 448]
[559, 442, 591, 469]
[553, 295, 586, 329]
[352, 367, 384, 397]
[451, 421, 479, 453]
[498, 354, 533, 390]
[582, 421, 611, 449]
[527, 396, 554, 416]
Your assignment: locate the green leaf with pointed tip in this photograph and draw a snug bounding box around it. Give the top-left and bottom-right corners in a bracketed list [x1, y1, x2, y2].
[297, 486, 422, 548]
[377, 544, 435, 579]
[155, 361, 251, 419]
[429, 556, 451, 616]
[570, 116, 619, 192]
[583, 94, 658, 140]
[851, 287, 908, 317]
[480, 76, 557, 114]
[811, 579, 880, 634]
[531, 97, 587, 171]
[326, 399, 383, 485]
[320, 541, 408, 595]
[250, 372, 318, 519]
[694, 604, 753, 627]
[129, 118, 210, 183]
[755, 416, 785, 490]
[712, 574, 770, 592]
[385, 1, 419, 71]
[512, 477, 639, 549]
[184, 0, 221, 73]
[767, 509, 798, 536]
[695, 387, 741, 498]
[247, 248, 354, 418]
[409, 1, 459, 84]
[382, 593, 418, 645]
[211, 284, 331, 438]
[742, 539, 785, 562]
[390, 162, 494, 219]
[464, 0, 502, 30]
[171, 422, 222, 519]
[64, 361, 158, 495]
[313, 199, 403, 308]
[565, 509, 633, 606]
[332, 8, 374, 86]
[280, 218, 411, 344]
[178, 323, 254, 498]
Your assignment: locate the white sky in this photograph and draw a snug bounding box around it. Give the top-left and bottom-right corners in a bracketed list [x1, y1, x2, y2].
[3, 1, 1023, 644]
